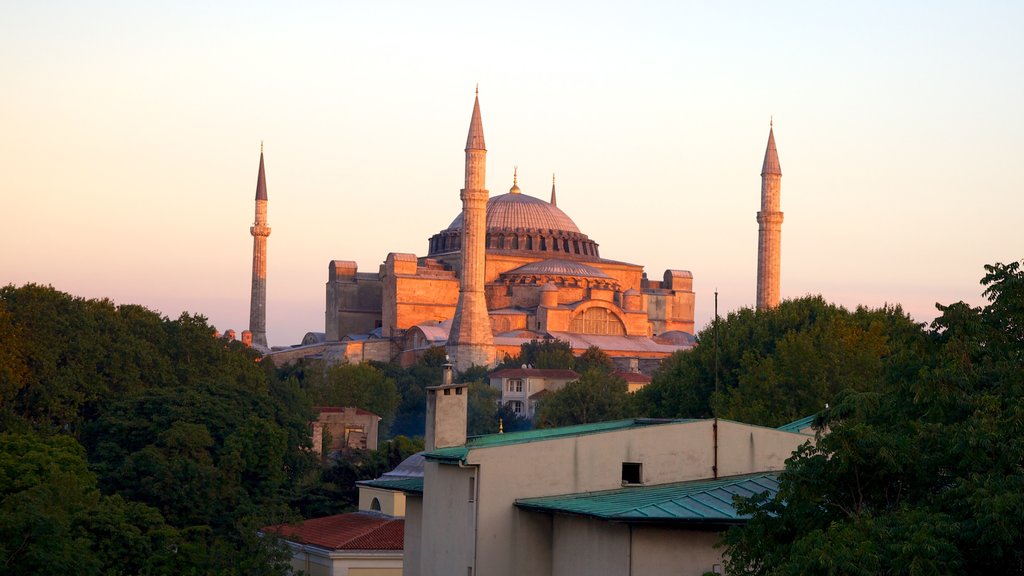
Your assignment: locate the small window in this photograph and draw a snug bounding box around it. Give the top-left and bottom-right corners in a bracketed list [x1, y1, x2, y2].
[371, 497, 381, 511]
[622, 462, 642, 485]
[468, 476, 476, 502]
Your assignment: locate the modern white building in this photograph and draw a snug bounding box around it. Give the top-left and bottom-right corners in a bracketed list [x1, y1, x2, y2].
[361, 365, 817, 576]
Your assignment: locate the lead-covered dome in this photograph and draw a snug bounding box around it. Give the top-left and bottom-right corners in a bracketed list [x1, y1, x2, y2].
[428, 188, 600, 259]
[446, 192, 581, 234]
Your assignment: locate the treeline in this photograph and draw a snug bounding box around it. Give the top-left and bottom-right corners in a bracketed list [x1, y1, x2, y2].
[0, 285, 423, 575]
[721, 260, 1024, 573]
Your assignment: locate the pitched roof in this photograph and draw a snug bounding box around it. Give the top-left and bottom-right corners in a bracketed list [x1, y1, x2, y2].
[425, 418, 692, 464]
[358, 476, 425, 495]
[490, 368, 580, 379]
[515, 472, 779, 524]
[263, 512, 404, 550]
[776, 414, 817, 434]
[613, 371, 651, 384]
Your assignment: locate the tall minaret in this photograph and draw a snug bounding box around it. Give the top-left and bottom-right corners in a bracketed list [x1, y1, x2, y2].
[756, 122, 783, 310]
[447, 90, 495, 372]
[550, 173, 557, 206]
[249, 144, 271, 349]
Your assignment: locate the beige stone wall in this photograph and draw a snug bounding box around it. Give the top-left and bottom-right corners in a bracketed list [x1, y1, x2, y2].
[632, 526, 724, 576]
[312, 408, 380, 453]
[382, 253, 459, 338]
[551, 516, 629, 576]
[402, 497, 422, 576]
[418, 462, 476, 576]
[358, 486, 407, 517]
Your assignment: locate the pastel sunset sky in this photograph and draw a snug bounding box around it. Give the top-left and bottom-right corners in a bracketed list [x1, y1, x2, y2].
[3, 1, 1022, 347]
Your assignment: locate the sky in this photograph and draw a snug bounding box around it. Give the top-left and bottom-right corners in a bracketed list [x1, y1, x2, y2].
[2, 1, 1022, 347]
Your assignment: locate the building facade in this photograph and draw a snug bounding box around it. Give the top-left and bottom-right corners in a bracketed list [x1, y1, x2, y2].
[312, 93, 696, 370]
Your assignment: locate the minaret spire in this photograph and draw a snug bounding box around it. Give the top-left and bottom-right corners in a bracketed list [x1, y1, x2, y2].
[550, 173, 557, 206]
[756, 122, 783, 310]
[448, 89, 495, 372]
[249, 145, 272, 350]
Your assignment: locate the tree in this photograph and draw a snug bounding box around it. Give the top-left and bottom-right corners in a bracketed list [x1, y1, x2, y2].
[573, 345, 616, 375]
[0, 431, 179, 576]
[722, 260, 1024, 575]
[303, 362, 401, 430]
[1, 285, 318, 575]
[534, 369, 630, 427]
[500, 337, 575, 370]
[634, 296, 927, 427]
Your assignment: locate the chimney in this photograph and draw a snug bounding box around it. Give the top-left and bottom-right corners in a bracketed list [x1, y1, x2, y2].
[424, 362, 468, 450]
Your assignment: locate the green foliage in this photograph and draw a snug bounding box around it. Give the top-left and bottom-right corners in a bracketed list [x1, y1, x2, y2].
[534, 369, 631, 427]
[292, 435, 424, 518]
[371, 354, 444, 438]
[302, 361, 401, 430]
[722, 260, 1024, 575]
[501, 337, 575, 370]
[573, 346, 616, 375]
[0, 284, 317, 575]
[635, 296, 927, 427]
[0, 431, 179, 576]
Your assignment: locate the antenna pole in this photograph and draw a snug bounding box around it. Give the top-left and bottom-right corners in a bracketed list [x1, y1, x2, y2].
[714, 289, 720, 405]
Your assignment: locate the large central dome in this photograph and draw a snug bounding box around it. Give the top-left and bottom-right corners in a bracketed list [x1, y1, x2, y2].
[446, 192, 580, 234]
[428, 182, 600, 259]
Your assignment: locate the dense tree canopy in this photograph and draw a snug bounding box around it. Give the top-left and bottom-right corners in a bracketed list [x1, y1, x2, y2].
[0, 285, 309, 574]
[635, 295, 927, 427]
[723, 260, 1024, 575]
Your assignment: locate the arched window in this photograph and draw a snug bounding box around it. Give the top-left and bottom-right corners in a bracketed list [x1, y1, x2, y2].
[371, 497, 381, 511]
[570, 307, 626, 335]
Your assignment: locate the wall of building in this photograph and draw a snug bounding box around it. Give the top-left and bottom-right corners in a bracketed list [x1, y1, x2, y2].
[551, 515, 629, 576]
[358, 487, 406, 517]
[326, 261, 384, 341]
[439, 420, 809, 576]
[402, 497, 422, 576]
[631, 527, 723, 576]
[418, 462, 477, 576]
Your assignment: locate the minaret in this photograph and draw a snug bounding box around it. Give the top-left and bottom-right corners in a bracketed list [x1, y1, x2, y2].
[550, 173, 557, 206]
[249, 144, 271, 349]
[756, 122, 783, 310]
[447, 90, 495, 372]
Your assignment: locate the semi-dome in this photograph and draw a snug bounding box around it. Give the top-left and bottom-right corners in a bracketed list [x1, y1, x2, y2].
[506, 259, 612, 279]
[446, 192, 581, 234]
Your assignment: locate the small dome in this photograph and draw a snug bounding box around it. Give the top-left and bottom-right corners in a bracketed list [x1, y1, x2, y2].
[505, 259, 613, 279]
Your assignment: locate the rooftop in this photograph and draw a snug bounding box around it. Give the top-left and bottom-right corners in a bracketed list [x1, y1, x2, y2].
[776, 414, 818, 434]
[490, 367, 580, 379]
[425, 418, 691, 463]
[262, 511, 404, 551]
[515, 472, 779, 525]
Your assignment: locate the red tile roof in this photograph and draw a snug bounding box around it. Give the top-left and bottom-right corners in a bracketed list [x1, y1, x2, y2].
[263, 512, 404, 551]
[313, 406, 379, 417]
[614, 371, 652, 384]
[490, 368, 579, 379]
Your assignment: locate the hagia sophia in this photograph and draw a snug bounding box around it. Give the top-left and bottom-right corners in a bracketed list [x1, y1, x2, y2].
[255, 91, 783, 373]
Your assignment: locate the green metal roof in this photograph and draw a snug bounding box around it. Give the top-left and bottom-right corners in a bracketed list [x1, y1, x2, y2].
[514, 472, 779, 524]
[357, 477, 424, 495]
[424, 418, 694, 464]
[776, 414, 818, 433]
